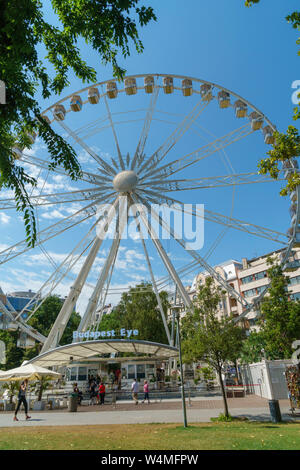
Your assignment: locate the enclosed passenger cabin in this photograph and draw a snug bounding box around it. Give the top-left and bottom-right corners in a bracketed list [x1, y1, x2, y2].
[234, 99, 248, 118]
[163, 76, 174, 94]
[11, 145, 23, 160]
[249, 111, 263, 131]
[181, 79, 193, 97]
[200, 83, 213, 102]
[41, 115, 51, 125]
[262, 125, 275, 145]
[53, 104, 66, 121]
[27, 131, 37, 144]
[144, 76, 154, 94]
[218, 90, 230, 109]
[124, 78, 137, 96]
[106, 81, 118, 99]
[70, 95, 83, 112]
[88, 87, 100, 104]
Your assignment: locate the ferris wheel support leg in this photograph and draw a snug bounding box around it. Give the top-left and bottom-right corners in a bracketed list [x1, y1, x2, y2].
[131, 206, 171, 345]
[77, 232, 121, 335]
[130, 195, 192, 310]
[41, 197, 119, 353]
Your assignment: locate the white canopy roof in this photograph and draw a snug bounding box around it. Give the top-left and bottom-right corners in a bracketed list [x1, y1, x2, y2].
[26, 340, 179, 367]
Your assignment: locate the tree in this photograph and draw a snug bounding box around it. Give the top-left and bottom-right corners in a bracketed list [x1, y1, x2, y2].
[27, 295, 81, 346]
[181, 277, 245, 418]
[244, 1, 300, 194]
[98, 282, 170, 344]
[31, 375, 52, 402]
[241, 257, 300, 362]
[0, 330, 24, 371]
[0, 1, 156, 245]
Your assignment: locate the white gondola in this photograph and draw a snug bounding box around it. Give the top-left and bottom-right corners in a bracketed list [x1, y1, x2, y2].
[124, 77, 137, 96]
[88, 87, 100, 104]
[144, 76, 154, 94]
[290, 189, 297, 203]
[262, 125, 275, 144]
[11, 145, 23, 160]
[200, 83, 213, 101]
[163, 76, 174, 94]
[17, 332, 36, 349]
[53, 104, 66, 121]
[70, 95, 83, 112]
[182, 79, 193, 97]
[234, 99, 248, 118]
[283, 159, 299, 179]
[249, 111, 263, 131]
[41, 115, 51, 125]
[27, 131, 37, 144]
[290, 203, 297, 218]
[106, 81, 118, 99]
[218, 90, 230, 109]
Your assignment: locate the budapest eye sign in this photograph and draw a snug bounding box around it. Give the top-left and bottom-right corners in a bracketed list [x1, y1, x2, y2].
[73, 328, 139, 340]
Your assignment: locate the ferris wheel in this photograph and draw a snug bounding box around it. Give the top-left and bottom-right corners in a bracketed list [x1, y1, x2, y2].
[0, 73, 299, 353]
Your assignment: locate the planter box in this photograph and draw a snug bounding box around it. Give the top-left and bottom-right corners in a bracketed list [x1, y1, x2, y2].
[33, 400, 46, 411]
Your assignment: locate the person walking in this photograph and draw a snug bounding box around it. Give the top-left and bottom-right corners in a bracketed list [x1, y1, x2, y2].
[98, 381, 106, 405]
[142, 380, 150, 404]
[131, 378, 139, 405]
[14, 379, 31, 421]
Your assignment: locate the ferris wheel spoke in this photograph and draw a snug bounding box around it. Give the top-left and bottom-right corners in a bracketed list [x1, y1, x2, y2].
[16, 210, 105, 323]
[77, 199, 128, 334]
[137, 97, 211, 177]
[57, 120, 117, 177]
[0, 192, 116, 266]
[140, 189, 288, 245]
[131, 82, 160, 171]
[132, 210, 171, 344]
[140, 123, 253, 182]
[41, 196, 120, 352]
[138, 194, 250, 309]
[20, 152, 110, 186]
[0, 187, 109, 210]
[137, 172, 284, 192]
[130, 194, 192, 308]
[102, 89, 125, 171]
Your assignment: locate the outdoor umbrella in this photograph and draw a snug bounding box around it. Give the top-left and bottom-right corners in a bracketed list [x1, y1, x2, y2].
[0, 363, 61, 382]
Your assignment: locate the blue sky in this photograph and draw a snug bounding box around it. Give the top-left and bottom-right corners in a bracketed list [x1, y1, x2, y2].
[0, 0, 299, 314]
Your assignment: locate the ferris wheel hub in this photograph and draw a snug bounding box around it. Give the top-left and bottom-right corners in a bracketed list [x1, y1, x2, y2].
[113, 170, 138, 192]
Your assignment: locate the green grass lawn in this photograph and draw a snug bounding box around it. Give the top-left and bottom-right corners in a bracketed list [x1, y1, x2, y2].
[1, 421, 300, 450]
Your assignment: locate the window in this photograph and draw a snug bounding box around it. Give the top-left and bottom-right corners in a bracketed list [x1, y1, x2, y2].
[241, 275, 253, 284]
[256, 285, 268, 295]
[78, 367, 87, 381]
[289, 275, 300, 286]
[244, 288, 257, 298]
[290, 292, 300, 301]
[137, 364, 145, 379]
[69, 367, 77, 381]
[128, 364, 135, 379]
[254, 271, 267, 281]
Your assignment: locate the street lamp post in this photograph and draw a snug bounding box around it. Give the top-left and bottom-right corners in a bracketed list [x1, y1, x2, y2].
[174, 307, 188, 428]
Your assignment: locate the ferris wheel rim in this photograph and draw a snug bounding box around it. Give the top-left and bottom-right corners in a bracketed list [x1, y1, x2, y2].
[3, 72, 300, 346]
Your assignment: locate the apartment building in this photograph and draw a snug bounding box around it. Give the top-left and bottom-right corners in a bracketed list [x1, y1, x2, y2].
[169, 246, 300, 332]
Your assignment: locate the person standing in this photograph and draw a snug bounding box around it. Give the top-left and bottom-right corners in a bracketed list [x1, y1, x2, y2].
[14, 379, 31, 421]
[98, 381, 106, 405]
[142, 380, 150, 404]
[131, 378, 139, 405]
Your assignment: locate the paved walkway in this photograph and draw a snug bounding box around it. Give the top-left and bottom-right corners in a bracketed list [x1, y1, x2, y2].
[1, 396, 299, 428]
